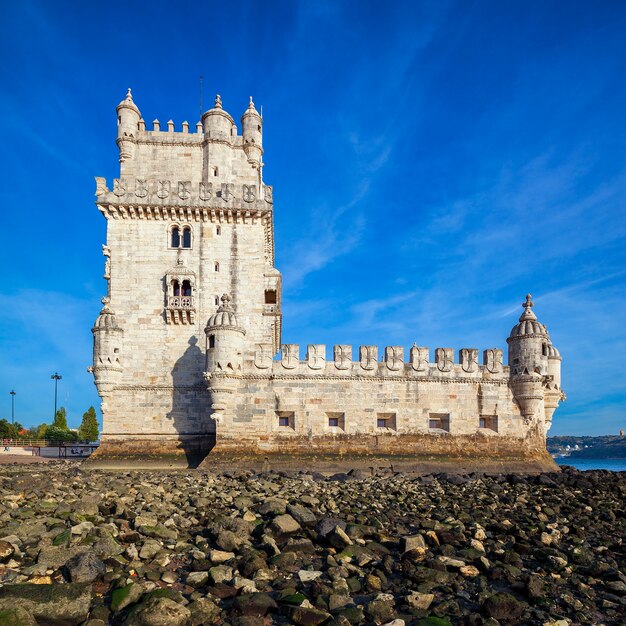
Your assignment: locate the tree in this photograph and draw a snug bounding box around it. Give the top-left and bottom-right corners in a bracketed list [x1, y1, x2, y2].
[53, 407, 68, 430]
[0, 419, 19, 440]
[45, 425, 78, 443]
[78, 406, 99, 442]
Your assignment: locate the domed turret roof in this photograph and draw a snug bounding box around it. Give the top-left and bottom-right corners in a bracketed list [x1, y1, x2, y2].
[206, 294, 245, 331]
[242, 96, 261, 118]
[509, 294, 549, 338]
[116, 88, 140, 114]
[202, 94, 235, 125]
[93, 297, 120, 330]
[546, 342, 561, 359]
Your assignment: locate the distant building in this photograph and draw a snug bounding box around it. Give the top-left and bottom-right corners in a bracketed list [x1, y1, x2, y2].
[88, 90, 565, 470]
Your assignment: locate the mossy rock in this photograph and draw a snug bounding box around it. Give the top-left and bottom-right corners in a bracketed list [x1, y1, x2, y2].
[418, 618, 454, 626]
[0, 607, 37, 626]
[52, 529, 70, 546]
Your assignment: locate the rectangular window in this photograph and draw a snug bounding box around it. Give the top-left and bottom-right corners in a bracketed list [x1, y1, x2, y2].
[265, 290, 277, 304]
[429, 413, 450, 432]
[326, 412, 345, 430]
[376, 412, 396, 430]
[479, 415, 498, 432]
[276, 411, 295, 430]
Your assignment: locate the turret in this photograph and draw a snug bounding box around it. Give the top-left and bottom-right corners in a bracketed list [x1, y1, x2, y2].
[241, 97, 263, 167]
[543, 341, 564, 432]
[116, 88, 141, 163]
[202, 95, 236, 140]
[506, 294, 549, 426]
[204, 294, 246, 424]
[89, 297, 123, 396]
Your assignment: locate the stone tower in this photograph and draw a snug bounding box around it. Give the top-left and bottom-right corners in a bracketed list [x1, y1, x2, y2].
[89, 89, 281, 466]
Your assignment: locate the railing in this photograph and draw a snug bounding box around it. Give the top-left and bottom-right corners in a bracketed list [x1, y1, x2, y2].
[167, 296, 194, 309]
[0, 439, 98, 447]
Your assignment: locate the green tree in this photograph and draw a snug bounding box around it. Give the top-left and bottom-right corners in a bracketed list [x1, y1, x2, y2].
[45, 425, 78, 443]
[0, 419, 19, 439]
[53, 407, 68, 430]
[78, 406, 99, 442]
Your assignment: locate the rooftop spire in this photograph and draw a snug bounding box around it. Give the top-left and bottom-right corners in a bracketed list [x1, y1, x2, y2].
[519, 293, 537, 321]
[214, 94, 222, 109]
[126, 87, 133, 100]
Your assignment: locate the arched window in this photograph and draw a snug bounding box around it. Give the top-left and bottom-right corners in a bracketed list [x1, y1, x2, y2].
[182, 280, 192, 297]
[171, 226, 180, 248]
[172, 280, 180, 296]
[213, 166, 218, 177]
[182, 227, 191, 248]
[216, 225, 221, 236]
[214, 296, 219, 305]
[214, 262, 219, 272]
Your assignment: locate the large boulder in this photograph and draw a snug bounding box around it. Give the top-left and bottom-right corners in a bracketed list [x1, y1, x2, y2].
[123, 597, 191, 626]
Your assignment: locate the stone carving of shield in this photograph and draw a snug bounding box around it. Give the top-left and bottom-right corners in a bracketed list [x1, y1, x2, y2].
[409, 345, 429, 371]
[135, 179, 148, 198]
[221, 183, 234, 202]
[359, 345, 378, 371]
[334, 344, 352, 370]
[264, 185, 273, 203]
[385, 346, 404, 371]
[199, 182, 212, 201]
[281, 344, 299, 369]
[254, 343, 273, 369]
[243, 184, 256, 203]
[178, 181, 191, 200]
[436, 348, 453, 372]
[460, 348, 478, 373]
[306, 344, 325, 370]
[156, 180, 170, 199]
[95, 177, 108, 196]
[483, 348, 504, 374]
[113, 178, 127, 197]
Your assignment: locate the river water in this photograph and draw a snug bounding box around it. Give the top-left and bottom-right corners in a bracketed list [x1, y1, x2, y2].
[555, 458, 626, 471]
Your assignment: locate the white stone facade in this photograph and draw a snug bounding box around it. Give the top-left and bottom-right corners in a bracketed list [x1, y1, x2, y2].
[89, 91, 564, 467]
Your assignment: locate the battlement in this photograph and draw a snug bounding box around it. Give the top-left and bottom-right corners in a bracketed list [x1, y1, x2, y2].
[247, 344, 506, 379]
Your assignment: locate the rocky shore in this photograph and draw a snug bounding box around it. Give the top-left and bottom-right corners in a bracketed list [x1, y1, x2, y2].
[0, 464, 623, 626]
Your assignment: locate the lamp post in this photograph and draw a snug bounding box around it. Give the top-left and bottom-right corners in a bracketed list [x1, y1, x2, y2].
[51, 373, 62, 421]
[9, 390, 15, 425]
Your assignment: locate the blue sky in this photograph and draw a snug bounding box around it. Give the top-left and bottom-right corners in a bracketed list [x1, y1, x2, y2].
[1, 0, 625, 435]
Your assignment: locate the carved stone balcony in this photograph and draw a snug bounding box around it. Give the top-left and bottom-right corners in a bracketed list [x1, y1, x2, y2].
[166, 295, 195, 324]
[263, 303, 281, 316]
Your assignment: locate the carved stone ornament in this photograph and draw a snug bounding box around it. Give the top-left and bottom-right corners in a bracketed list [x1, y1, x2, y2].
[483, 348, 504, 374]
[156, 180, 170, 199]
[409, 345, 429, 371]
[243, 184, 256, 203]
[113, 178, 127, 197]
[334, 344, 352, 370]
[221, 183, 234, 202]
[306, 344, 325, 370]
[435, 348, 454, 372]
[254, 343, 273, 369]
[178, 181, 191, 200]
[281, 344, 299, 369]
[95, 177, 108, 196]
[359, 345, 378, 371]
[460, 348, 478, 373]
[264, 185, 273, 203]
[135, 179, 148, 198]
[199, 182, 213, 201]
[384, 346, 404, 371]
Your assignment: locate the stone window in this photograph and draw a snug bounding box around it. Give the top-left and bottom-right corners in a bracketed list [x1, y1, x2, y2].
[265, 289, 277, 304]
[479, 416, 498, 432]
[165, 260, 196, 324]
[214, 296, 220, 305]
[169, 224, 192, 249]
[326, 412, 345, 430]
[429, 413, 450, 432]
[208, 335, 215, 349]
[276, 411, 295, 430]
[214, 262, 220, 272]
[213, 166, 218, 177]
[216, 225, 221, 236]
[376, 413, 396, 430]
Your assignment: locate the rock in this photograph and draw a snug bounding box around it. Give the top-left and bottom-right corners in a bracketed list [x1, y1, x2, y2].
[437, 556, 465, 569]
[382, 621, 405, 626]
[0, 607, 38, 626]
[459, 565, 480, 577]
[233, 592, 277, 616]
[406, 591, 434, 610]
[327, 526, 353, 549]
[124, 597, 191, 626]
[37, 545, 89, 570]
[139, 540, 162, 560]
[209, 565, 233, 584]
[482, 592, 526, 620]
[111, 582, 144, 612]
[287, 504, 317, 526]
[64, 550, 106, 583]
[291, 606, 332, 625]
[402, 535, 427, 553]
[366, 597, 395, 624]
[298, 570, 323, 582]
[257, 498, 288, 515]
[270, 514, 301, 535]
[0, 583, 92, 625]
[188, 598, 221, 626]
[186, 571, 209, 587]
[209, 549, 235, 563]
[317, 516, 347, 537]
[0, 540, 16, 562]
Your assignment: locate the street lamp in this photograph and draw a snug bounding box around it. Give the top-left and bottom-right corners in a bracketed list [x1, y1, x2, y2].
[51, 373, 62, 421]
[9, 390, 15, 425]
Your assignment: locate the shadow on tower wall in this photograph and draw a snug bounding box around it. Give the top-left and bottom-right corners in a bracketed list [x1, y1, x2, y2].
[166, 335, 215, 468]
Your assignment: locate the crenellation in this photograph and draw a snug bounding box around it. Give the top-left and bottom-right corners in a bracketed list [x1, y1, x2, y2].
[89, 89, 564, 469]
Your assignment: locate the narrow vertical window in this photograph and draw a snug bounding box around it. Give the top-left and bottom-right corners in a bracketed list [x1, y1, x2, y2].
[171, 226, 180, 248]
[182, 227, 191, 248]
[172, 280, 180, 296]
[209, 335, 215, 348]
[214, 262, 219, 272]
[182, 280, 192, 297]
[214, 296, 219, 305]
[213, 166, 218, 177]
[216, 225, 221, 236]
